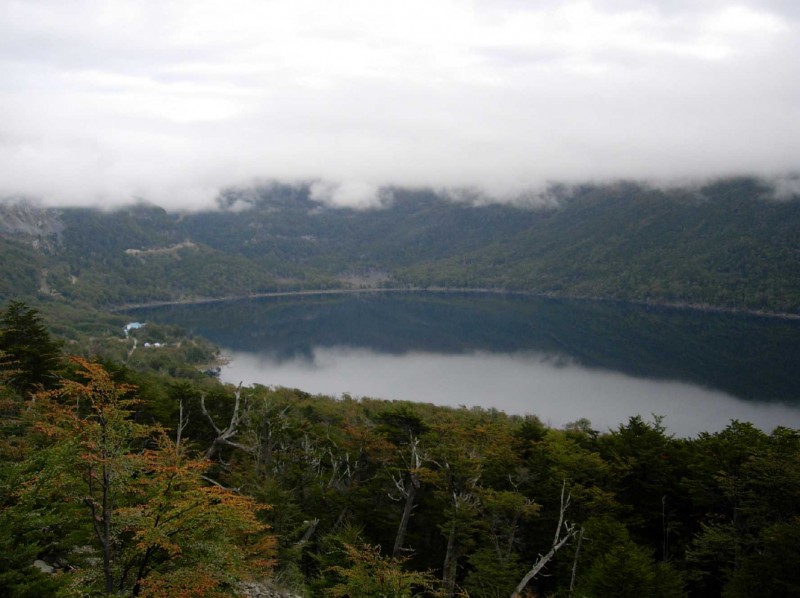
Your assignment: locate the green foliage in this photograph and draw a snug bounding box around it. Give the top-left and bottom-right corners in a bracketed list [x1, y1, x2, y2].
[599, 415, 689, 553]
[0, 238, 43, 300]
[3, 177, 800, 314]
[463, 546, 524, 598]
[583, 542, 658, 597]
[0, 358, 273, 597]
[723, 517, 800, 597]
[576, 517, 687, 598]
[0, 301, 63, 394]
[684, 423, 800, 596]
[394, 179, 800, 314]
[0, 467, 65, 598]
[326, 543, 442, 598]
[462, 488, 538, 597]
[0, 304, 798, 597]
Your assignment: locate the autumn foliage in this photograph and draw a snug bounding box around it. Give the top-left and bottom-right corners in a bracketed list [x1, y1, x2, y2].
[3, 357, 274, 596]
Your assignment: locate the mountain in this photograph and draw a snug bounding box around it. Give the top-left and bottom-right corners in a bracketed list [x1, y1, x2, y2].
[1, 177, 799, 313]
[395, 178, 800, 312]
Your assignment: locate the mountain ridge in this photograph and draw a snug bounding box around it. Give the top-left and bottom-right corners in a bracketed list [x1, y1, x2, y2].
[2, 176, 799, 314]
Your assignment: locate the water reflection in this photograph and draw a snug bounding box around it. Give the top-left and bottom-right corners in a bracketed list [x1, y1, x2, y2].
[220, 347, 800, 437]
[128, 292, 800, 435]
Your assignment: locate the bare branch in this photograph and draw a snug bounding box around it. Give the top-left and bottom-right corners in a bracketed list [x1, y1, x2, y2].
[200, 393, 221, 435]
[176, 399, 189, 449]
[568, 527, 585, 598]
[203, 383, 255, 460]
[511, 480, 578, 598]
[200, 475, 241, 494]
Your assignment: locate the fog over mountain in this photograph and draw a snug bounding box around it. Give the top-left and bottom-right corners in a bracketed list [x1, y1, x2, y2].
[1, 0, 799, 208]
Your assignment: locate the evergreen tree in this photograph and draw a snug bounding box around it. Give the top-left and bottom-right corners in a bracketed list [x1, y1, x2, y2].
[0, 301, 62, 395]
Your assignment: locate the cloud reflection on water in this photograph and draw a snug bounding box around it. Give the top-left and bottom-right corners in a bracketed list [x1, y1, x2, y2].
[220, 346, 800, 437]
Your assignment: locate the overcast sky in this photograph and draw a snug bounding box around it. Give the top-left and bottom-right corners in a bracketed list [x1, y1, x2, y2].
[1, 0, 799, 208]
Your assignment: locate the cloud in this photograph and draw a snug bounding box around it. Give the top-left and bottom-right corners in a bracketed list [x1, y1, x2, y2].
[769, 174, 800, 200]
[309, 181, 389, 209]
[0, 0, 798, 208]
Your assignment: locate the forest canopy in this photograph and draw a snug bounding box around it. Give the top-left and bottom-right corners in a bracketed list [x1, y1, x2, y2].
[2, 302, 799, 597]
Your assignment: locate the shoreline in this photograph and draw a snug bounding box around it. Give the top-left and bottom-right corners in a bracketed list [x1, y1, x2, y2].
[109, 286, 800, 321]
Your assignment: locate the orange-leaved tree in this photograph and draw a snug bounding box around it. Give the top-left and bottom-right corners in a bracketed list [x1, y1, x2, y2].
[15, 357, 274, 596]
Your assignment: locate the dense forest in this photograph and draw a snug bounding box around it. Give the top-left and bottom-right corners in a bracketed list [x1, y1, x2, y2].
[2, 301, 799, 597]
[1, 176, 800, 314]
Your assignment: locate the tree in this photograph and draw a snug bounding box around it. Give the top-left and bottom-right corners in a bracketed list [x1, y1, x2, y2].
[511, 481, 578, 598]
[582, 542, 657, 597]
[0, 373, 64, 597]
[378, 407, 431, 558]
[326, 542, 443, 598]
[599, 415, 687, 557]
[724, 517, 800, 597]
[11, 357, 274, 596]
[685, 424, 800, 596]
[427, 421, 485, 596]
[463, 489, 539, 597]
[201, 382, 256, 461]
[574, 517, 686, 598]
[117, 434, 275, 597]
[0, 301, 62, 395]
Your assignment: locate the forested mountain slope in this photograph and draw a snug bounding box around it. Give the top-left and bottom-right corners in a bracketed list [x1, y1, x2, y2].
[1, 177, 799, 313]
[395, 179, 800, 312]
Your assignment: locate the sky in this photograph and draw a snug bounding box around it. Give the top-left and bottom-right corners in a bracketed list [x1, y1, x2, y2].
[1, 0, 799, 208]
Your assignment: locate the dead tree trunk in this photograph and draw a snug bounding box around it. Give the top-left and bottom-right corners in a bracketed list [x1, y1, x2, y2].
[176, 398, 189, 450]
[511, 480, 578, 598]
[442, 514, 459, 596]
[392, 480, 418, 558]
[568, 527, 585, 598]
[390, 436, 423, 558]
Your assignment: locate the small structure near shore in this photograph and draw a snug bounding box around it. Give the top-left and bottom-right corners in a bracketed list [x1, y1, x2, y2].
[124, 322, 145, 337]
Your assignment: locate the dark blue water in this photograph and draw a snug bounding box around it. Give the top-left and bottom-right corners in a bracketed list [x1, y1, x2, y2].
[127, 292, 800, 436]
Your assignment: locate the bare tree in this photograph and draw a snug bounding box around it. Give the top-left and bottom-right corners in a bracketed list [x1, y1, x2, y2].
[249, 398, 294, 476]
[568, 527, 585, 598]
[511, 480, 579, 598]
[389, 435, 425, 558]
[175, 398, 189, 449]
[201, 383, 255, 461]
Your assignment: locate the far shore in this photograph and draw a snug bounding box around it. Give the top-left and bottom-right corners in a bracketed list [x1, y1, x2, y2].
[109, 286, 800, 321]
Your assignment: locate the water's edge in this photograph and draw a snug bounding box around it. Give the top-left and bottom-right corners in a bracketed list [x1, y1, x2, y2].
[112, 286, 800, 320]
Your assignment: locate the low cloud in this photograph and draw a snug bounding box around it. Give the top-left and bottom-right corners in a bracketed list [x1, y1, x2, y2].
[768, 174, 800, 201]
[309, 181, 389, 209]
[0, 0, 798, 208]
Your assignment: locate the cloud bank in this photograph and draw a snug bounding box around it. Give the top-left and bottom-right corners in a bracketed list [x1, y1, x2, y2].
[1, 0, 799, 208]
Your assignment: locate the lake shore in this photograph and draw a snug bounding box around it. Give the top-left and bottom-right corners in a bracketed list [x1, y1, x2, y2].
[110, 285, 800, 320]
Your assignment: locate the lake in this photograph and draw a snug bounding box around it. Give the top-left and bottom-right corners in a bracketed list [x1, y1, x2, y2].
[127, 292, 800, 437]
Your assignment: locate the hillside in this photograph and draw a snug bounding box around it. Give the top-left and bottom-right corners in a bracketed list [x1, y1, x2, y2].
[395, 179, 800, 312]
[1, 177, 799, 313]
